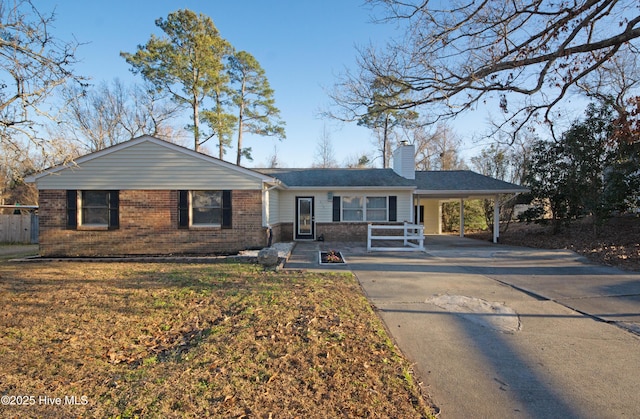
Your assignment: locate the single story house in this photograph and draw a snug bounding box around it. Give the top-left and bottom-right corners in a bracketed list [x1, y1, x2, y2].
[26, 135, 528, 257]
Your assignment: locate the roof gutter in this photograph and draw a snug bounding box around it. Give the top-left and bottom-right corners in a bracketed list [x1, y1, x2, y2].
[282, 186, 416, 191]
[414, 188, 529, 198]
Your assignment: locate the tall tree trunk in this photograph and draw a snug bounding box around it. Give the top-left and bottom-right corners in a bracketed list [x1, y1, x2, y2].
[236, 102, 244, 165]
[215, 94, 224, 159]
[218, 123, 223, 159]
[192, 98, 200, 152]
[236, 122, 244, 165]
[236, 81, 246, 166]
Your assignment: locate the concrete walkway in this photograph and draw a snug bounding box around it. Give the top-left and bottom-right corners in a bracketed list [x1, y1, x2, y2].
[285, 236, 640, 418]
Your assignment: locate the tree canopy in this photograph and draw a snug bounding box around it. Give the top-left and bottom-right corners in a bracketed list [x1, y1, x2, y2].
[121, 10, 284, 161]
[329, 75, 418, 167]
[339, 0, 640, 137]
[525, 103, 639, 233]
[121, 9, 232, 152]
[228, 50, 285, 165]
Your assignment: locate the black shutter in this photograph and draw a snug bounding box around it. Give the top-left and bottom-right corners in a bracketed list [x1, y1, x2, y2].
[178, 190, 189, 228]
[66, 190, 77, 229]
[108, 190, 119, 229]
[332, 196, 341, 222]
[389, 196, 397, 221]
[222, 190, 232, 229]
[414, 205, 424, 225]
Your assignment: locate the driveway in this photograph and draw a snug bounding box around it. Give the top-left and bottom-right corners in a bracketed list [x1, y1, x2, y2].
[287, 236, 640, 418]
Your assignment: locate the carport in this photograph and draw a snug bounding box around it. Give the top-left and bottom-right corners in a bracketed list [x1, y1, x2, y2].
[412, 171, 529, 243]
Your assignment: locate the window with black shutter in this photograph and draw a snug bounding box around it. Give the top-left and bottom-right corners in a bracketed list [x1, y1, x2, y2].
[222, 190, 232, 229]
[333, 195, 397, 222]
[66, 190, 77, 229]
[108, 191, 119, 229]
[191, 191, 222, 225]
[70, 190, 119, 229]
[389, 196, 397, 222]
[178, 190, 232, 228]
[178, 190, 189, 228]
[332, 196, 341, 222]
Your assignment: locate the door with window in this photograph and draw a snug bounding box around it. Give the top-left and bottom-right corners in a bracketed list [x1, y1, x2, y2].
[295, 196, 315, 240]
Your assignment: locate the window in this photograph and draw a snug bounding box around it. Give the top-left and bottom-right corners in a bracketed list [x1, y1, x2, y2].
[81, 191, 110, 226]
[67, 190, 119, 229]
[191, 190, 222, 225]
[366, 197, 388, 221]
[178, 190, 232, 229]
[342, 196, 363, 221]
[333, 195, 397, 222]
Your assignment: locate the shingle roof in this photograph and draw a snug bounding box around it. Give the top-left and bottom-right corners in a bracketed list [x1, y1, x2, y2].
[414, 170, 528, 193]
[257, 168, 416, 188]
[258, 168, 528, 194]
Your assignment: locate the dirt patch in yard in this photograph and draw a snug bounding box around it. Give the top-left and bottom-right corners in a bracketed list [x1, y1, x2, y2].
[466, 215, 640, 272]
[0, 262, 435, 418]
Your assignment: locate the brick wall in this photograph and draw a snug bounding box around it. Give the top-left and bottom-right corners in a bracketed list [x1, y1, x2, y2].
[281, 222, 404, 243]
[38, 190, 267, 257]
[268, 223, 284, 244]
[316, 222, 369, 242]
[279, 223, 293, 242]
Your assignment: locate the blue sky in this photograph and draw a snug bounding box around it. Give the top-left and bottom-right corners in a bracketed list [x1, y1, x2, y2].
[47, 0, 487, 167]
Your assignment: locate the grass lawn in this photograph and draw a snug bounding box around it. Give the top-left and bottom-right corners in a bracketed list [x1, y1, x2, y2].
[0, 261, 435, 418]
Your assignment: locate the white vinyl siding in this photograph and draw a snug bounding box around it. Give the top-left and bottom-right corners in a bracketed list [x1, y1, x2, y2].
[35, 139, 267, 190]
[277, 190, 413, 223]
[277, 190, 336, 223]
[266, 188, 280, 225]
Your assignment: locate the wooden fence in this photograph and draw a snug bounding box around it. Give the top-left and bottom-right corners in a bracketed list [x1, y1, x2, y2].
[0, 213, 39, 244]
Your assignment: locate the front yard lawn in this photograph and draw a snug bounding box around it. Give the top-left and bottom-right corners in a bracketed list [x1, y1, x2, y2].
[0, 261, 435, 418]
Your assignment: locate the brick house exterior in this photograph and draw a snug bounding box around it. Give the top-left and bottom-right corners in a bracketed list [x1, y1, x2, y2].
[27, 137, 278, 257]
[27, 136, 528, 256]
[37, 189, 265, 256]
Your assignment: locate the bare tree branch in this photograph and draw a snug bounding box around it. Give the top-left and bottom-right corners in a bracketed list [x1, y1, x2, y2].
[338, 0, 640, 139]
[60, 79, 186, 152]
[0, 0, 84, 182]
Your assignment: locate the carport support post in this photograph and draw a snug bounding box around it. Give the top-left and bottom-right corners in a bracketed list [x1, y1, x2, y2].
[493, 194, 500, 243]
[459, 198, 465, 238]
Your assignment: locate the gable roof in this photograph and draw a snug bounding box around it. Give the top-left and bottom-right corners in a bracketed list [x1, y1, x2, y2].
[259, 168, 527, 196]
[25, 136, 278, 190]
[414, 170, 529, 197]
[25, 137, 528, 197]
[28, 136, 275, 181]
[258, 168, 416, 189]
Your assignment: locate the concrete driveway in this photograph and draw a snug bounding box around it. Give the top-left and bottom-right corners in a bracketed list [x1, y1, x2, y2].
[287, 236, 640, 418]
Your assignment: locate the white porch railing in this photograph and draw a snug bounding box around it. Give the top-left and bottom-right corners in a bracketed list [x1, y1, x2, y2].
[367, 222, 425, 252]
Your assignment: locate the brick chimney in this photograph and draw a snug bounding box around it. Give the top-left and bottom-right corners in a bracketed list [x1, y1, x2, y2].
[392, 141, 415, 180]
